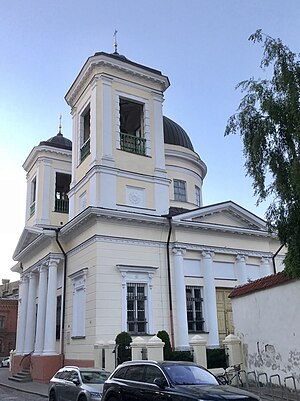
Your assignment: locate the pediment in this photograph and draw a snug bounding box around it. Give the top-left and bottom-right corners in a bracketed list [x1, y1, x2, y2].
[13, 226, 43, 260]
[172, 201, 267, 231]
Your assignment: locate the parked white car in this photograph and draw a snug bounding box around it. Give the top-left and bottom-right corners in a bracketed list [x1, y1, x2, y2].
[1, 356, 10, 368]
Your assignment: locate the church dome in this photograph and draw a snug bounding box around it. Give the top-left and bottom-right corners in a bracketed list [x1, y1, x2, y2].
[163, 116, 194, 151]
[39, 132, 72, 151]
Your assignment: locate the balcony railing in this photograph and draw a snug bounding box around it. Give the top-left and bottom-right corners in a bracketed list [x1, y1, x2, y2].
[120, 132, 146, 155]
[80, 138, 90, 161]
[29, 202, 35, 217]
[55, 198, 69, 213]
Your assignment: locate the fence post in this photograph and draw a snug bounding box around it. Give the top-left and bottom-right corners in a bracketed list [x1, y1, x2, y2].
[131, 337, 146, 360]
[104, 340, 116, 372]
[223, 334, 243, 367]
[94, 340, 105, 368]
[189, 335, 207, 367]
[146, 335, 165, 361]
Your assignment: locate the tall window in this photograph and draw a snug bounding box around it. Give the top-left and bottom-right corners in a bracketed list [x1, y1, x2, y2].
[29, 177, 37, 217]
[70, 269, 87, 338]
[119, 98, 145, 155]
[0, 315, 5, 329]
[195, 185, 201, 207]
[174, 179, 187, 202]
[80, 104, 91, 162]
[186, 286, 204, 332]
[55, 173, 71, 213]
[127, 283, 147, 334]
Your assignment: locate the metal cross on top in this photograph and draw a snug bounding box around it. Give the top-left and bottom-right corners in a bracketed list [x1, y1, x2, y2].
[113, 30, 118, 54]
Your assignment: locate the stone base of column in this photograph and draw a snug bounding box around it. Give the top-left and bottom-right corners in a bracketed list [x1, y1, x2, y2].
[31, 354, 63, 383]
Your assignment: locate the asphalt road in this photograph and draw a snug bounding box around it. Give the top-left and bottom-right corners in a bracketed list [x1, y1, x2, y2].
[0, 386, 46, 400]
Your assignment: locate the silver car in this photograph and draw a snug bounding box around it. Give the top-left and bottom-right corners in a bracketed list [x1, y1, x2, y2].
[48, 366, 110, 401]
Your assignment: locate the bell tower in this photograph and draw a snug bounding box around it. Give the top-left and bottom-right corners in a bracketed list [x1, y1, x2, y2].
[65, 51, 170, 219]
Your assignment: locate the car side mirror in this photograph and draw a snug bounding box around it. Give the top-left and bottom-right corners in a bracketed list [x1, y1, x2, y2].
[153, 377, 167, 389]
[72, 378, 80, 386]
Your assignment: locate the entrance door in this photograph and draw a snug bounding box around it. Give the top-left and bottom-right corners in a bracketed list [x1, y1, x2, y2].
[216, 288, 234, 343]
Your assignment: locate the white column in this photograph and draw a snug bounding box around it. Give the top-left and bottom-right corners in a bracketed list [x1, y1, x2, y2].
[24, 272, 38, 353]
[69, 106, 77, 219]
[15, 276, 29, 354]
[236, 255, 248, 285]
[39, 160, 51, 225]
[90, 76, 99, 165]
[101, 75, 114, 164]
[260, 257, 272, 277]
[172, 248, 189, 350]
[43, 258, 59, 355]
[34, 265, 48, 354]
[202, 251, 219, 347]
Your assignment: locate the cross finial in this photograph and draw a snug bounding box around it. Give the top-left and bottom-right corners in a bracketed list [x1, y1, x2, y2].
[58, 115, 62, 135]
[113, 30, 118, 54]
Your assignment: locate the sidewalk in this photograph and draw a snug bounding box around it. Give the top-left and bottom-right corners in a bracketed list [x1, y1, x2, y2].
[0, 367, 48, 398]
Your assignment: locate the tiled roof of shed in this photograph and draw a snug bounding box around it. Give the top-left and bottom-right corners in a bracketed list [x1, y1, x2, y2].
[229, 272, 293, 298]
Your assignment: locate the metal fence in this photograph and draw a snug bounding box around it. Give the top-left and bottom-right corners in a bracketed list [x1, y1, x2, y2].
[231, 370, 299, 401]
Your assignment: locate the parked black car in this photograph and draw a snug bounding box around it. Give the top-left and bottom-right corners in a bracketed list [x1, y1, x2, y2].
[102, 360, 260, 401]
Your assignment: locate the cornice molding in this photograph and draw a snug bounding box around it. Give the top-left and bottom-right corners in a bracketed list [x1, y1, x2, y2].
[66, 55, 170, 107]
[23, 145, 72, 171]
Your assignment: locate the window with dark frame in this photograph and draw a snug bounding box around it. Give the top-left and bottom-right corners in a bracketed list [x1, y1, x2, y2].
[55, 173, 71, 213]
[174, 179, 187, 202]
[186, 286, 204, 332]
[80, 104, 91, 161]
[195, 185, 201, 207]
[30, 177, 37, 217]
[0, 315, 5, 329]
[119, 98, 145, 155]
[127, 283, 147, 334]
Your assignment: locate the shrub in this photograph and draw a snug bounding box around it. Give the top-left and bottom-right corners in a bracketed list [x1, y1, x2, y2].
[206, 348, 227, 369]
[115, 332, 132, 364]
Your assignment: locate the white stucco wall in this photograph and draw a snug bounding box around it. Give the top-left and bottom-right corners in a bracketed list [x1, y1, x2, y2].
[231, 279, 300, 388]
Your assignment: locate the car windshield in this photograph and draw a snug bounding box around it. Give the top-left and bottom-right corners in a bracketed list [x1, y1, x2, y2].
[164, 364, 219, 386]
[81, 370, 110, 384]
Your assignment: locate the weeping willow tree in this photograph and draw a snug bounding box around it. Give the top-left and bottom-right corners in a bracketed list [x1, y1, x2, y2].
[225, 30, 300, 278]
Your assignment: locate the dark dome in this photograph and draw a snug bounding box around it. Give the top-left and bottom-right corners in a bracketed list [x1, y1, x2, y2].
[39, 132, 72, 151]
[163, 116, 194, 151]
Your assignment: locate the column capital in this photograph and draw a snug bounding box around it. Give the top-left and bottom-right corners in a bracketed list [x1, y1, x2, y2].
[236, 254, 248, 262]
[202, 251, 214, 260]
[172, 247, 186, 256]
[48, 258, 61, 268]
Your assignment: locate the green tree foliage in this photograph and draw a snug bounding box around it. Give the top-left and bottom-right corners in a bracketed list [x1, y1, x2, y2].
[115, 331, 132, 364]
[225, 30, 300, 278]
[157, 330, 172, 359]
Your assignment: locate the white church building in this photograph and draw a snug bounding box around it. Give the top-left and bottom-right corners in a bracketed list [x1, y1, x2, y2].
[11, 49, 284, 382]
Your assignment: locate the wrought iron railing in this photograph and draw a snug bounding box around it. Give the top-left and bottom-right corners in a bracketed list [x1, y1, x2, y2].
[80, 138, 90, 161]
[120, 132, 146, 155]
[55, 198, 69, 213]
[29, 202, 35, 217]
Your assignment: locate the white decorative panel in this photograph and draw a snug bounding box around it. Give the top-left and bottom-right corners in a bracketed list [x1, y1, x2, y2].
[79, 191, 87, 212]
[213, 261, 235, 279]
[126, 186, 145, 207]
[246, 264, 260, 281]
[183, 259, 202, 277]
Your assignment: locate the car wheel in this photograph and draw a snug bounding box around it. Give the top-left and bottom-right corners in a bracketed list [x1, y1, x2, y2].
[78, 396, 87, 401]
[108, 397, 119, 401]
[49, 390, 57, 401]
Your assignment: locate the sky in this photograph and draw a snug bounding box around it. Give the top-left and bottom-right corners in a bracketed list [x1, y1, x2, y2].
[1, 0, 299, 282]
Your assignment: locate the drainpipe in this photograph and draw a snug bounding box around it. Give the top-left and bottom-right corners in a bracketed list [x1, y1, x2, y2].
[272, 243, 284, 274]
[165, 215, 175, 351]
